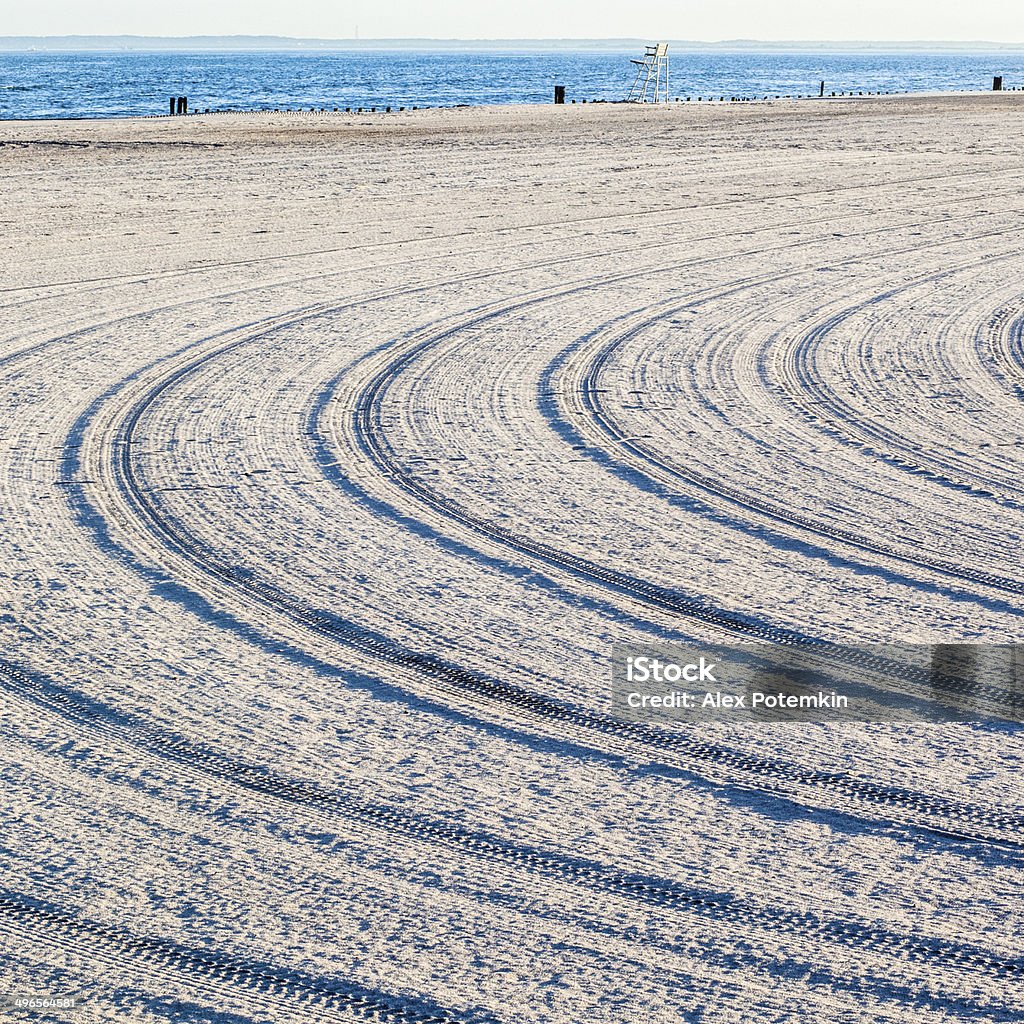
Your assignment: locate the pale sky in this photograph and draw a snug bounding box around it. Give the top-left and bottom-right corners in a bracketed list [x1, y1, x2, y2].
[6, 0, 1024, 42]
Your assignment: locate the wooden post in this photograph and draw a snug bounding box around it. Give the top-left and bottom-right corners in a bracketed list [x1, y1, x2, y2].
[820, 80, 825, 97]
[181, 96, 188, 114]
[169, 97, 176, 116]
[993, 76, 1003, 91]
[554, 85, 565, 104]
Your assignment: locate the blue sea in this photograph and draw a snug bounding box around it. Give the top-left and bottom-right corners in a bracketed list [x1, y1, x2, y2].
[1, 49, 1023, 119]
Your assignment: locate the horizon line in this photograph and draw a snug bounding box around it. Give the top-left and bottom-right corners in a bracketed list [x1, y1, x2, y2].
[3, 34, 1024, 48]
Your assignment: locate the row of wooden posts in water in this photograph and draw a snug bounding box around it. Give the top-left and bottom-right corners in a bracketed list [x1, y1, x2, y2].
[557, 76, 1016, 103]
[166, 76, 1017, 116]
[167, 97, 428, 115]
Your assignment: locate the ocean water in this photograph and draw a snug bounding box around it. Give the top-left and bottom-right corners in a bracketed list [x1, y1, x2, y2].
[1, 49, 1023, 119]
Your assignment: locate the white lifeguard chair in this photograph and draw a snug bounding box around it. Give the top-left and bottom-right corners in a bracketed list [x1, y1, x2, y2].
[627, 43, 669, 103]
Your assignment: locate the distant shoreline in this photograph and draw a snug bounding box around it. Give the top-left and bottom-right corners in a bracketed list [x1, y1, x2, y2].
[3, 36, 1024, 54]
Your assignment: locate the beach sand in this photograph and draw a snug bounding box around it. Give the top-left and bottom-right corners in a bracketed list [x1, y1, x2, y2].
[1, 95, 1023, 1021]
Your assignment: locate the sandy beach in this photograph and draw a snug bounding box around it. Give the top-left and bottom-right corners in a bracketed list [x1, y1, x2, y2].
[2, 94, 1023, 1021]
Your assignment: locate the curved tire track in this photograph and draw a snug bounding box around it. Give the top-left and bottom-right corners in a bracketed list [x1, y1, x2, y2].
[566, 265, 1024, 598]
[2, 658, 1021, 993]
[0, 892, 478, 1024]
[64, 272, 1024, 849]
